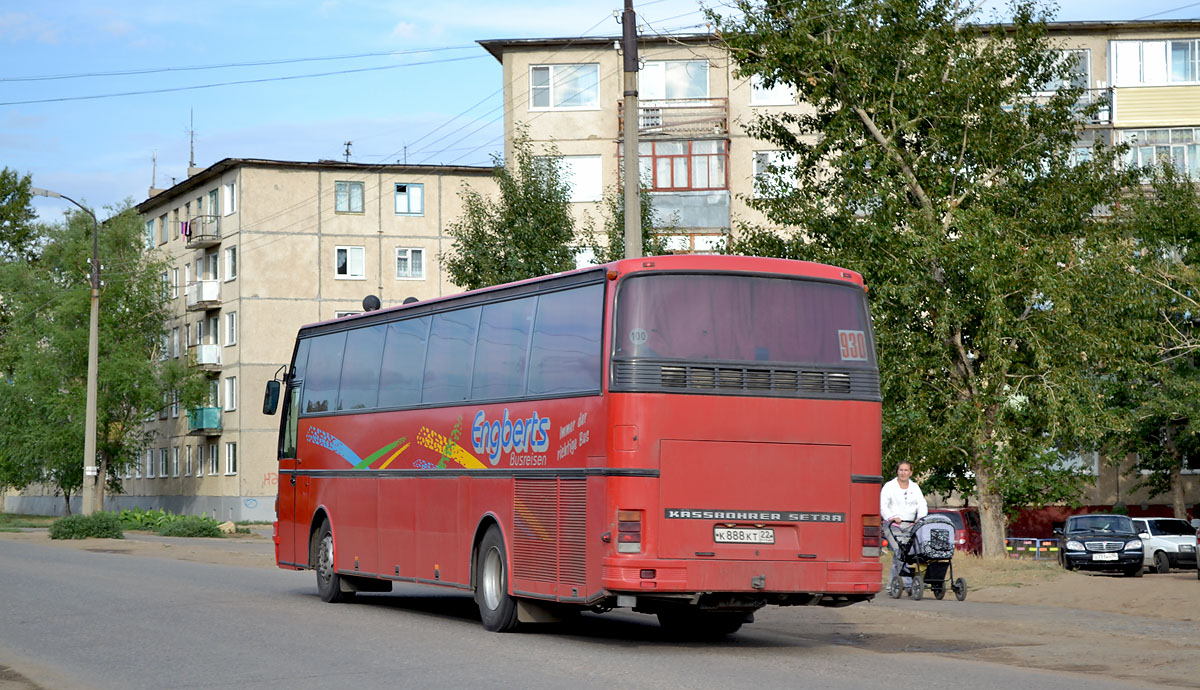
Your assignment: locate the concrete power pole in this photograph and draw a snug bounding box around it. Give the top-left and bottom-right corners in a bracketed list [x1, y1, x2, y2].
[621, 0, 642, 260]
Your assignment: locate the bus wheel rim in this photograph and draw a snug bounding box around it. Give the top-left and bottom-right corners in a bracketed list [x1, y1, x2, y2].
[319, 535, 334, 586]
[482, 547, 502, 610]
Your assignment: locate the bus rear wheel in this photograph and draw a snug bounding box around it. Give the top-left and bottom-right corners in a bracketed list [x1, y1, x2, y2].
[476, 526, 519, 632]
[657, 609, 747, 638]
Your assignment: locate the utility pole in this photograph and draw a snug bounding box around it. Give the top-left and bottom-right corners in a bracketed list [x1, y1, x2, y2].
[621, 0, 642, 260]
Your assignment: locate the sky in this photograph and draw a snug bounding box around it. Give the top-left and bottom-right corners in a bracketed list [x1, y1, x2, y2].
[3, 0, 1199, 223]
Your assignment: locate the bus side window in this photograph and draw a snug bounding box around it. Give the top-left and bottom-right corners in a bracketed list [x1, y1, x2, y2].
[281, 386, 301, 458]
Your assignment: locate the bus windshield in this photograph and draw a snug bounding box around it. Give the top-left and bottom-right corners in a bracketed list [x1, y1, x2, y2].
[614, 273, 874, 366]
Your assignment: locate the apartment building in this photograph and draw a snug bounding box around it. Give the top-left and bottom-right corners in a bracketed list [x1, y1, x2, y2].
[480, 19, 1200, 521]
[89, 159, 492, 521]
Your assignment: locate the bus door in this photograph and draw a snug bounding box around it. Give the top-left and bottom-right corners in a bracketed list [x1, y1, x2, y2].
[657, 440, 851, 562]
[277, 383, 302, 567]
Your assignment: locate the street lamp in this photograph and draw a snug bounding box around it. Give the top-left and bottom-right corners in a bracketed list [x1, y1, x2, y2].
[31, 186, 100, 516]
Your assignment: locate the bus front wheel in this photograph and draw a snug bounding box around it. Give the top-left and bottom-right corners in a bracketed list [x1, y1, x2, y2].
[476, 526, 519, 632]
[313, 519, 353, 603]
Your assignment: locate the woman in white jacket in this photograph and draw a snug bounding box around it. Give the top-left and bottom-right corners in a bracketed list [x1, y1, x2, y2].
[881, 461, 928, 588]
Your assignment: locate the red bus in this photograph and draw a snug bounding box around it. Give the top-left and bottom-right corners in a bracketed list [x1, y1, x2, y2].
[265, 254, 883, 635]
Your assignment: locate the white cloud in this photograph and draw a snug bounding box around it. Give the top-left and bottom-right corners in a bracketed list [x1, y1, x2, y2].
[0, 13, 61, 44]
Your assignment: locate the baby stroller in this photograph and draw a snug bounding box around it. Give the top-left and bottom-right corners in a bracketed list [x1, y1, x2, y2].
[886, 514, 967, 601]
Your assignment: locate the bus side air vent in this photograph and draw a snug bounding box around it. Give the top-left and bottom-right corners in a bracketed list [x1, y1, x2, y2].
[611, 359, 880, 401]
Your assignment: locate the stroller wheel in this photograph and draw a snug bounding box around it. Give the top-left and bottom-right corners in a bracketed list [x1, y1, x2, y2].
[953, 577, 967, 601]
[887, 576, 903, 599]
[909, 574, 924, 600]
[932, 582, 945, 600]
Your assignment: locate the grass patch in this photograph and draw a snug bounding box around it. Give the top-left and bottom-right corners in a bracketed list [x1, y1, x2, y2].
[0, 513, 57, 529]
[49, 512, 124, 540]
[882, 551, 1064, 590]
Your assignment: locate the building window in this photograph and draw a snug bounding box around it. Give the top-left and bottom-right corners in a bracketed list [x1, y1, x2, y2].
[749, 73, 795, 106]
[394, 183, 423, 215]
[207, 188, 219, 218]
[530, 63, 599, 110]
[624, 140, 728, 191]
[208, 378, 219, 408]
[395, 247, 425, 279]
[207, 314, 219, 346]
[559, 156, 603, 202]
[1041, 49, 1090, 92]
[224, 246, 237, 281]
[208, 443, 219, 475]
[144, 450, 152, 478]
[171, 268, 179, 298]
[144, 220, 155, 249]
[223, 181, 237, 215]
[158, 214, 168, 244]
[224, 376, 237, 411]
[171, 328, 180, 359]
[335, 311, 361, 318]
[196, 446, 204, 477]
[753, 150, 799, 197]
[158, 392, 168, 419]
[1113, 39, 1200, 85]
[225, 312, 237, 346]
[204, 252, 219, 281]
[335, 245, 366, 279]
[170, 389, 179, 418]
[225, 442, 238, 475]
[172, 446, 180, 477]
[1121, 128, 1200, 179]
[656, 233, 728, 255]
[335, 180, 364, 213]
[641, 60, 709, 100]
[159, 448, 169, 477]
[185, 446, 192, 476]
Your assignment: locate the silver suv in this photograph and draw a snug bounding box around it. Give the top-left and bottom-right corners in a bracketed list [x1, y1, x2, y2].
[1132, 518, 1198, 574]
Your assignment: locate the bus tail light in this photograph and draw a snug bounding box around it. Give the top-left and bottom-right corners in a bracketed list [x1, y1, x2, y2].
[617, 510, 642, 553]
[862, 514, 882, 557]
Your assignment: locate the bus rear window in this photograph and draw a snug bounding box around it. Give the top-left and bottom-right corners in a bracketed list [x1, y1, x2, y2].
[614, 274, 873, 367]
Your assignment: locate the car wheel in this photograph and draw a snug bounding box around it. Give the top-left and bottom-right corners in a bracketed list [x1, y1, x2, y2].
[1124, 565, 1144, 578]
[1153, 551, 1170, 575]
[1060, 551, 1074, 571]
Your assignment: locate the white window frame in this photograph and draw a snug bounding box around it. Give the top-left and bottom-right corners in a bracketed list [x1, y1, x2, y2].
[225, 442, 238, 475]
[225, 312, 237, 347]
[224, 376, 237, 412]
[170, 390, 179, 418]
[171, 327, 179, 359]
[395, 247, 425, 280]
[140, 450, 148, 478]
[171, 268, 179, 298]
[335, 245, 366, 280]
[335, 180, 365, 214]
[223, 181, 237, 216]
[1112, 39, 1200, 86]
[394, 183, 424, 216]
[530, 63, 600, 111]
[224, 246, 237, 281]
[185, 445, 193, 477]
[172, 446, 180, 477]
[159, 448, 169, 477]
[753, 150, 799, 198]
[641, 60, 709, 101]
[208, 443, 219, 475]
[558, 155, 603, 202]
[749, 73, 796, 106]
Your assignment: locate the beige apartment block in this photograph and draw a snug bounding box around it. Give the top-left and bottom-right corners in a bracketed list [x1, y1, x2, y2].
[482, 20, 1200, 517]
[0, 159, 493, 520]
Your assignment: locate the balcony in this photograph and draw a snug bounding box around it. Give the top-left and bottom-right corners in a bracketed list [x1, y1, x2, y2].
[187, 406, 222, 436]
[188, 343, 221, 372]
[619, 98, 728, 137]
[183, 215, 220, 249]
[185, 280, 220, 311]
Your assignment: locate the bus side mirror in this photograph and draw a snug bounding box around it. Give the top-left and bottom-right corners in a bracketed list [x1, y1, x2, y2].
[263, 380, 281, 415]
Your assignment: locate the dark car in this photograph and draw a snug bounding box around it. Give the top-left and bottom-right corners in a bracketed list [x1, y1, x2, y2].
[928, 508, 982, 555]
[1055, 514, 1144, 577]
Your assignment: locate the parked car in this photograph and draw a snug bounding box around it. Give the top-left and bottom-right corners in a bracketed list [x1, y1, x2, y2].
[1131, 517, 1198, 574]
[928, 508, 982, 555]
[1054, 514, 1144, 577]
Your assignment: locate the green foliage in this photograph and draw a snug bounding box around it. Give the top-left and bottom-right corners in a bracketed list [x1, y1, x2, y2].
[711, 0, 1153, 552]
[0, 513, 57, 529]
[1106, 162, 1200, 512]
[118, 507, 172, 529]
[156, 515, 223, 538]
[0, 201, 206, 505]
[48, 511, 124, 539]
[586, 185, 672, 263]
[443, 128, 578, 290]
[0, 167, 38, 263]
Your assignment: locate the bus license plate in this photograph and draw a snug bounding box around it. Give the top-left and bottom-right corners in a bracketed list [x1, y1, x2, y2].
[714, 528, 775, 544]
[1092, 552, 1118, 561]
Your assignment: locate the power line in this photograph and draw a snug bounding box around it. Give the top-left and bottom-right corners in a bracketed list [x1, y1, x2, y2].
[1133, 1, 1200, 20]
[0, 55, 487, 107]
[0, 45, 479, 83]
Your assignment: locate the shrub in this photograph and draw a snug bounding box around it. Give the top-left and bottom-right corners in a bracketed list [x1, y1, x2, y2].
[119, 507, 171, 530]
[49, 512, 124, 540]
[157, 515, 223, 538]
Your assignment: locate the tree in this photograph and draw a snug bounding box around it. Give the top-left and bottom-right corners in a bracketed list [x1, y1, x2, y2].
[0, 167, 38, 263]
[443, 129, 578, 290]
[1107, 161, 1200, 519]
[711, 0, 1151, 556]
[586, 184, 672, 264]
[0, 202, 205, 513]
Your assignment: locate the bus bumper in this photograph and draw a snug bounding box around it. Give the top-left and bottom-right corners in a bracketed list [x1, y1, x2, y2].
[601, 558, 881, 596]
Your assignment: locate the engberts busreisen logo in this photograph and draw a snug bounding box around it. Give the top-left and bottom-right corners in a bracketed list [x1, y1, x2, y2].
[472, 409, 550, 465]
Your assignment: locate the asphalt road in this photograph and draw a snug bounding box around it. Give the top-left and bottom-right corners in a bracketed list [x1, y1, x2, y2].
[0, 535, 1161, 690]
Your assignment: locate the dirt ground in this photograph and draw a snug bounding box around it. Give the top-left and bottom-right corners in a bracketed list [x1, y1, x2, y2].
[4, 530, 1199, 688]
